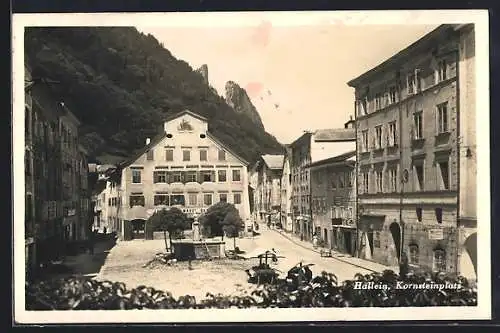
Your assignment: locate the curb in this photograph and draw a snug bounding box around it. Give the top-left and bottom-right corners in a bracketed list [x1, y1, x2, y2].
[271, 229, 382, 274]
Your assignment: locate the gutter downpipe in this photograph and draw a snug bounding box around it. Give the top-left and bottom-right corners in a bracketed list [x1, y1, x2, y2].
[398, 69, 405, 263]
[354, 99, 360, 258]
[454, 39, 461, 276]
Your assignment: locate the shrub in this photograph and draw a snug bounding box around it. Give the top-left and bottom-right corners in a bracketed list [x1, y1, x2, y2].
[26, 269, 477, 310]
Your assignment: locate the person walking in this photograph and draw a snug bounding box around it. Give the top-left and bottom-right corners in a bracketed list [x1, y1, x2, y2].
[399, 251, 409, 279]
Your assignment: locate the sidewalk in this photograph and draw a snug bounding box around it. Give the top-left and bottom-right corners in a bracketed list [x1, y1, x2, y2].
[272, 228, 398, 273]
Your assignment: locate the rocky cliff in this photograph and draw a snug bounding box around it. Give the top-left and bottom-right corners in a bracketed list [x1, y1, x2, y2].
[195, 64, 209, 85]
[225, 80, 265, 130]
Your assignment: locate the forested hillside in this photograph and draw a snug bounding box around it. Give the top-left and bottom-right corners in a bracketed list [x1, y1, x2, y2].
[25, 27, 283, 164]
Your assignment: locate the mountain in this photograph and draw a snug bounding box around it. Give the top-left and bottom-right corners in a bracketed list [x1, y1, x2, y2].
[224, 81, 265, 130]
[24, 27, 283, 165]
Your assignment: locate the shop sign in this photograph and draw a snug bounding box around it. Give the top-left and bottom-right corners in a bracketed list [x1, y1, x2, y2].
[428, 228, 444, 240]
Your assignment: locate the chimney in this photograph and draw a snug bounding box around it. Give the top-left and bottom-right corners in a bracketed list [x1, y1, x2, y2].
[146, 138, 151, 145]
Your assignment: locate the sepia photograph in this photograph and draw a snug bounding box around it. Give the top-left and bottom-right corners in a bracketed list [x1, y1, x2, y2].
[12, 10, 490, 323]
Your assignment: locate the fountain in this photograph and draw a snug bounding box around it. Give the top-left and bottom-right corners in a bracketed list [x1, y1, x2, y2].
[170, 213, 226, 260]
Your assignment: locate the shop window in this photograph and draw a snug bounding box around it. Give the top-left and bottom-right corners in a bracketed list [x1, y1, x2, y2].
[433, 249, 446, 272]
[409, 244, 419, 264]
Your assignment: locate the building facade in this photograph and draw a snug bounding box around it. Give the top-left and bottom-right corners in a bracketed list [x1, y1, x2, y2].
[308, 151, 357, 255]
[289, 123, 356, 241]
[104, 110, 252, 241]
[280, 147, 293, 232]
[25, 67, 91, 275]
[253, 154, 284, 226]
[348, 24, 476, 278]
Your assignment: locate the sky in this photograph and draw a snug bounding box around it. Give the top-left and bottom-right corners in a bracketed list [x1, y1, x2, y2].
[137, 23, 438, 144]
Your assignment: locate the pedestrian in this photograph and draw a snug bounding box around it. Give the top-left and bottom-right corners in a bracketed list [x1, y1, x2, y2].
[399, 251, 409, 279]
[300, 233, 304, 242]
[89, 230, 96, 255]
[103, 227, 107, 235]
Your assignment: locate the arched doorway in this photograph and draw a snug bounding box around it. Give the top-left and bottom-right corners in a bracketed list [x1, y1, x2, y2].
[130, 219, 146, 239]
[389, 222, 402, 262]
[460, 232, 477, 280]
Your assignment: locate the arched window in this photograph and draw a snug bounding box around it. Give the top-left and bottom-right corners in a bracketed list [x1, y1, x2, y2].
[433, 248, 446, 272]
[408, 244, 419, 264]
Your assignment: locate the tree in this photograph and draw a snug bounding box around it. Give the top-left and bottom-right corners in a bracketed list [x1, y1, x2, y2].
[222, 211, 244, 250]
[199, 202, 240, 240]
[147, 207, 190, 252]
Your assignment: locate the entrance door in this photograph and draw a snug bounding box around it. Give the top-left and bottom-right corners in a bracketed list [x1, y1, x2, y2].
[323, 229, 328, 247]
[344, 231, 352, 255]
[389, 222, 402, 261]
[367, 231, 374, 257]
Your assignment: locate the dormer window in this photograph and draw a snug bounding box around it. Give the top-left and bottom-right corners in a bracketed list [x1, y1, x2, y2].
[435, 59, 447, 83]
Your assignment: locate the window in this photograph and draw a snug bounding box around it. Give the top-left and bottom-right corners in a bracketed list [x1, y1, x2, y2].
[204, 193, 213, 206]
[219, 193, 227, 203]
[416, 207, 423, 222]
[202, 171, 213, 182]
[414, 163, 424, 191]
[232, 169, 241, 181]
[388, 168, 397, 192]
[409, 244, 419, 264]
[433, 249, 446, 272]
[413, 111, 423, 139]
[170, 195, 185, 206]
[218, 150, 226, 161]
[185, 172, 197, 183]
[338, 174, 345, 188]
[108, 198, 111, 206]
[132, 169, 141, 183]
[183, 150, 191, 161]
[375, 171, 383, 193]
[436, 59, 447, 83]
[172, 172, 182, 183]
[361, 130, 369, 152]
[165, 149, 174, 161]
[435, 208, 443, 224]
[407, 70, 421, 95]
[331, 174, 337, 189]
[154, 195, 169, 206]
[375, 93, 383, 110]
[388, 86, 397, 104]
[218, 170, 227, 182]
[358, 98, 367, 116]
[153, 171, 167, 183]
[375, 125, 383, 149]
[129, 195, 145, 207]
[146, 149, 154, 160]
[200, 150, 208, 161]
[233, 193, 242, 204]
[348, 171, 353, 187]
[388, 122, 397, 147]
[188, 193, 197, 206]
[363, 172, 369, 193]
[437, 161, 449, 190]
[436, 102, 448, 134]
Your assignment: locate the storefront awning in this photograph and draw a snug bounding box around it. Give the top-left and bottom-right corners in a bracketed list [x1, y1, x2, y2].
[127, 205, 148, 221]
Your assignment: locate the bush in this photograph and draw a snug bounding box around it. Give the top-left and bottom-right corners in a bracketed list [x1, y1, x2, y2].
[26, 269, 477, 310]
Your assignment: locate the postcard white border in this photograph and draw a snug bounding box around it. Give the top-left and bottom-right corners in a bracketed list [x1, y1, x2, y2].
[13, 10, 491, 323]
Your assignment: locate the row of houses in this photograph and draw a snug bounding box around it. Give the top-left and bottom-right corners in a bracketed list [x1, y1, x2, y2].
[24, 63, 93, 278]
[250, 24, 477, 280]
[93, 110, 253, 241]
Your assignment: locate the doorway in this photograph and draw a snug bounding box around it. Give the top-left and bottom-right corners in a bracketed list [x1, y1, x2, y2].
[367, 231, 374, 257]
[131, 219, 146, 239]
[344, 231, 353, 255]
[389, 222, 402, 261]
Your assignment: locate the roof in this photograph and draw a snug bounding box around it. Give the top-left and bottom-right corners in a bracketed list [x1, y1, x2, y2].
[289, 131, 313, 148]
[261, 154, 284, 170]
[347, 24, 467, 87]
[164, 109, 208, 123]
[313, 128, 356, 142]
[305, 150, 356, 169]
[118, 129, 249, 169]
